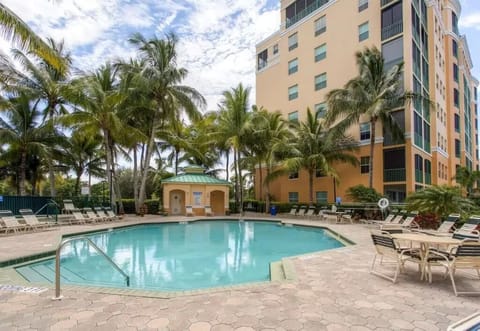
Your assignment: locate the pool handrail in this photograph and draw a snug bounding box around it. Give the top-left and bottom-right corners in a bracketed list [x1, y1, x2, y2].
[53, 236, 130, 300]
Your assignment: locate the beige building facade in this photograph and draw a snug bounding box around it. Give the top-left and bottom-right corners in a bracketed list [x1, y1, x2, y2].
[255, 0, 478, 203]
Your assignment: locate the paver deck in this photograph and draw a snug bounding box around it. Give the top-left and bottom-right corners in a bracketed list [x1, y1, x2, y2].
[0, 214, 479, 330]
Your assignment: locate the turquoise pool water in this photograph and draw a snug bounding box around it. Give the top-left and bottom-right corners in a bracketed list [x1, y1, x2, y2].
[16, 221, 344, 291]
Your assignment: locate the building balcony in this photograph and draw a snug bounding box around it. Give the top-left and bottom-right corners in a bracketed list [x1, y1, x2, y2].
[384, 168, 406, 182]
[381, 0, 399, 7]
[381, 21, 403, 41]
[285, 0, 329, 28]
[415, 169, 424, 183]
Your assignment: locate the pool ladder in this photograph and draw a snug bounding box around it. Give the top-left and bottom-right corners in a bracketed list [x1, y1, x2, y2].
[53, 237, 130, 300]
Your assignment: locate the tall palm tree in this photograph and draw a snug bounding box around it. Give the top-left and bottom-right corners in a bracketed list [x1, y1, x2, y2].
[326, 47, 410, 188]
[0, 39, 73, 196]
[0, 94, 63, 195]
[0, 3, 65, 70]
[285, 109, 358, 205]
[245, 107, 292, 212]
[216, 84, 252, 215]
[454, 166, 480, 196]
[121, 33, 205, 211]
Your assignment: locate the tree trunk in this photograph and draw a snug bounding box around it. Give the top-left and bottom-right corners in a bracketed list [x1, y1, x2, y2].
[258, 160, 263, 204]
[111, 148, 124, 214]
[104, 130, 114, 210]
[225, 151, 229, 181]
[19, 151, 27, 196]
[175, 147, 179, 175]
[133, 147, 139, 213]
[265, 167, 271, 214]
[138, 129, 156, 211]
[368, 118, 377, 189]
[74, 169, 82, 196]
[238, 149, 244, 216]
[233, 149, 239, 213]
[48, 162, 56, 197]
[309, 168, 314, 205]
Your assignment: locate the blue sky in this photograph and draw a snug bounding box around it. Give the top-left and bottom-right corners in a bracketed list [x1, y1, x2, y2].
[1, 0, 479, 110]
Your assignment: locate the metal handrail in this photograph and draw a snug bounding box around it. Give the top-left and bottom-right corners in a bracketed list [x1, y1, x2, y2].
[35, 199, 59, 223]
[53, 236, 129, 300]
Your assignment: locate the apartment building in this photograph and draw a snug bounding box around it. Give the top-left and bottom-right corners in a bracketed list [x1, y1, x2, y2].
[255, 0, 479, 203]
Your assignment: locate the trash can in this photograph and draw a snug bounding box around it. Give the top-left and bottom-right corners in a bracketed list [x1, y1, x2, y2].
[270, 205, 277, 216]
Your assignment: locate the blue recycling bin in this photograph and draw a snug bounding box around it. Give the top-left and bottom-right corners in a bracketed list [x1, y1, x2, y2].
[270, 205, 277, 216]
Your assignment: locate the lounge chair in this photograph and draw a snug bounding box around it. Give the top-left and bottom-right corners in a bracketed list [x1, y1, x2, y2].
[103, 207, 120, 220]
[186, 206, 195, 216]
[204, 206, 214, 216]
[371, 209, 399, 225]
[18, 209, 53, 231]
[83, 208, 105, 223]
[381, 212, 419, 231]
[295, 205, 307, 217]
[370, 230, 423, 283]
[0, 210, 26, 234]
[287, 206, 298, 217]
[71, 210, 94, 224]
[304, 206, 315, 218]
[338, 209, 354, 224]
[415, 214, 459, 236]
[427, 240, 480, 296]
[62, 199, 76, 214]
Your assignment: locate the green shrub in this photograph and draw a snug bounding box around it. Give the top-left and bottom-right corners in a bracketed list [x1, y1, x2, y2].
[346, 185, 382, 203]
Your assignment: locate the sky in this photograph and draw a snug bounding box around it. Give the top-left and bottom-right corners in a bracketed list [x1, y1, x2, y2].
[0, 0, 479, 111]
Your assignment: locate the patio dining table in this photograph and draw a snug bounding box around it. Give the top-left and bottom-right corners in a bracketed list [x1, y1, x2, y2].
[391, 233, 461, 282]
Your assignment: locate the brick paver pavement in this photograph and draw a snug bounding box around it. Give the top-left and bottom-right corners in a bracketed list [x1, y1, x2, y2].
[0, 215, 479, 330]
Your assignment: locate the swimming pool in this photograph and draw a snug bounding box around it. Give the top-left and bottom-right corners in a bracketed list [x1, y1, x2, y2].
[16, 221, 345, 291]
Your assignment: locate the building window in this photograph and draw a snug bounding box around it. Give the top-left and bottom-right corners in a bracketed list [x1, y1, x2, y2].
[288, 33, 298, 51]
[288, 58, 298, 75]
[452, 12, 459, 35]
[316, 191, 328, 204]
[288, 172, 299, 179]
[455, 139, 461, 158]
[257, 49, 268, 70]
[452, 39, 458, 58]
[314, 44, 327, 62]
[360, 122, 371, 141]
[382, 36, 403, 71]
[288, 111, 298, 122]
[288, 192, 299, 203]
[381, 2, 403, 40]
[315, 102, 327, 119]
[454, 113, 460, 133]
[424, 159, 431, 184]
[359, 0, 368, 12]
[453, 63, 459, 82]
[314, 15, 326, 36]
[314, 73, 327, 90]
[273, 44, 279, 55]
[453, 88, 459, 107]
[288, 85, 298, 100]
[360, 156, 370, 174]
[415, 154, 423, 183]
[359, 22, 369, 41]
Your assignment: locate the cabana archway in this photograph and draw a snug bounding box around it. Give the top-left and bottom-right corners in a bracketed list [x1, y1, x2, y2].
[210, 190, 225, 215]
[169, 190, 186, 215]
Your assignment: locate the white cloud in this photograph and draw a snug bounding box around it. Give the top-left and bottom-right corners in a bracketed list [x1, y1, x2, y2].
[460, 12, 480, 29]
[0, 0, 281, 110]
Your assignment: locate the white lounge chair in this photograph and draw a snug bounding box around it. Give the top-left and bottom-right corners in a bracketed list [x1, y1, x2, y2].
[204, 206, 214, 216]
[71, 211, 94, 224]
[103, 207, 120, 221]
[83, 208, 105, 223]
[0, 210, 26, 234]
[18, 209, 53, 231]
[186, 206, 195, 216]
[62, 199, 76, 214]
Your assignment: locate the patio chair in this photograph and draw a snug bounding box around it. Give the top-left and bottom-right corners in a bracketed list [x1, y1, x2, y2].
[0, 210, 26, 234]
[83, 208, 105, 223]
[287, 206, 298, 217]
[62, 199, 76, 214]
[381, 212, 419, 231]
[371, 209, 399, 225]
[18, 209, 53, 231]
[428, 240, 480, 296]
[186, 206, 195, 216]
[370, 230, 423, 283]
[103, 207, 120, 220]
[455, 215, 480, 233]
[304, 206, 315, 218]
[204, 206, 214, 216]
[416, 214, 459, 236]
[338, 209, 354, 224]
[295, 205, 307, 217]
[71, 210, 94, 224]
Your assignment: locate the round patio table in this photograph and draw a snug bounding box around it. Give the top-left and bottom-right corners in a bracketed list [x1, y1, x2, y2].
[391, 233, 461, 282]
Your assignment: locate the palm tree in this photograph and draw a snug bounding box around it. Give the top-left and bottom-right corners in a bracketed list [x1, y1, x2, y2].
[216, 84, 252, 215]
[0, 4, 65, 70]
[406, 185, 476, 220]
[0, 94, 63, 195]
[285, 109, 358, 205]
[454, 166, 480, 196]
[326, 47, 410, 188]
[121, 33, 205, 211]
[0, 39, 73, 196]
[245, 107, 292, 212]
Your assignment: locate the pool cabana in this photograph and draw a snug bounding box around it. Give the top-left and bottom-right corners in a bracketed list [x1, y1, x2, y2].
[161, 166, 231, 216]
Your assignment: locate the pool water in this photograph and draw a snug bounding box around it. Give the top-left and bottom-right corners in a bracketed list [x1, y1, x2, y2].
[16, 221, 344, 291]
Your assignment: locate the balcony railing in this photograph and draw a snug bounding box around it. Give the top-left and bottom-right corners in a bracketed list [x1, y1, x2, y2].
[286, 0, 330, 28]
[381, 0, 398, 7]
[384, 168, 406, 182]
[381, 21, 403, 41]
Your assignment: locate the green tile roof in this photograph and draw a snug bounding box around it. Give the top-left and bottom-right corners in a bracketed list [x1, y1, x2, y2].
[162, 173, 231, 185]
